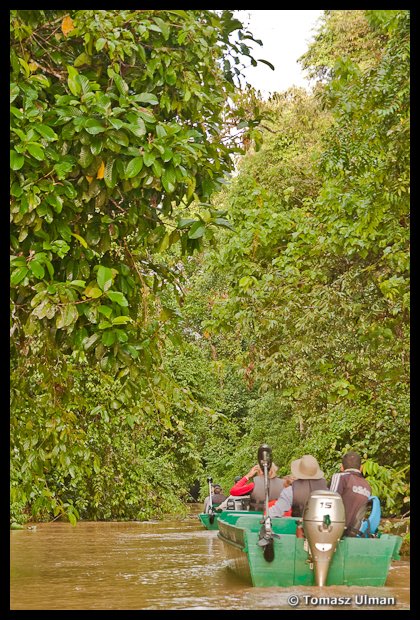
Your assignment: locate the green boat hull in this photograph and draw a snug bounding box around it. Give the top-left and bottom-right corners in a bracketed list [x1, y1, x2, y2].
[198, 513, 220, 530]
[217, 512, 402, 587]
[198, 510, 263, 530]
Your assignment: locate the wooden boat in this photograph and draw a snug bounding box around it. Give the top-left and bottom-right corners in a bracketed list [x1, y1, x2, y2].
[217, 511, 403, 587]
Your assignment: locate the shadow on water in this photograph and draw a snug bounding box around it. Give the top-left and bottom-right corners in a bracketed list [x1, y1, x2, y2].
[10, 506, 410, 610]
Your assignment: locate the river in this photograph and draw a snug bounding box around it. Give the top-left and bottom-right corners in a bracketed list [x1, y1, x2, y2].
[10, 505, 410, 610]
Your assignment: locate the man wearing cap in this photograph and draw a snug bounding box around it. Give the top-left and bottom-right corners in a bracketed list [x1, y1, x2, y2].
[268, 455, 328, 518]
[329, 451, 372, 536]
[203, 484, 227, 513]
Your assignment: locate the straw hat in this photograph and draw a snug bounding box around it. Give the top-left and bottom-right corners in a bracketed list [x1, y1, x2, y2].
[290, 455, 324, 480]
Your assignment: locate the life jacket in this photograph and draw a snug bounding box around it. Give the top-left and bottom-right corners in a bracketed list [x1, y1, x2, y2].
[291, 478, 329, 517]
[211, 492, 227, 508]
[249, 476, 284, 511]
[358, 496, 381, 538]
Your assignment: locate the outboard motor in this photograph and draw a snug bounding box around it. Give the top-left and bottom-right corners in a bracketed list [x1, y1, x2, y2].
[303, 490, 345, 586]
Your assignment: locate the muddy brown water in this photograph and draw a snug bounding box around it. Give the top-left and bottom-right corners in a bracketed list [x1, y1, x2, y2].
[10, 505, 410, 610]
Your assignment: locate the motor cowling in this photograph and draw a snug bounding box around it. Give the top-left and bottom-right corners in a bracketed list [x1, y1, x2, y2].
[302, 490, 346, 586]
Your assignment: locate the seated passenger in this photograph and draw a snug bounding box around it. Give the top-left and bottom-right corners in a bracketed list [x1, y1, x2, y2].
[329, 451, 372, 537]
[203, 484, 227, 513]
[230, 462, 284, 511]
[268, 455, 328, 518]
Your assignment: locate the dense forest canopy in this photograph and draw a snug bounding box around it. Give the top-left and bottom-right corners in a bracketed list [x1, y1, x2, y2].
[10, 10, 409, 524]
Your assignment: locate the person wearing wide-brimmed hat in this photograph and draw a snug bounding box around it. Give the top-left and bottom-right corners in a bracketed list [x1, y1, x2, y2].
[268, 454, 328, 518]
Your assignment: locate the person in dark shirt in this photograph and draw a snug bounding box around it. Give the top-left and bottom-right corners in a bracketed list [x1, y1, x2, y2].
[203, 484, 227, 513]
[329, 451, 372, 536]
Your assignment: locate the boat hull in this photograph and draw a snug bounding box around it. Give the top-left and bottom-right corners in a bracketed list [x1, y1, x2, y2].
[198, 510, 262, 530]
[198, 513, 220, 530]
[217, 512, 402, 587]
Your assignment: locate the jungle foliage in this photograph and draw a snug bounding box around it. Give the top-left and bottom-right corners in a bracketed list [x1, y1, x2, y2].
[195, 10, 410, 514]
[10, 9, 265, 523]
[11, 10, 409, 523]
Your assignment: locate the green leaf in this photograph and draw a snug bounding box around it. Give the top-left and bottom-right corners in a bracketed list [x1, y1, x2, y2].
[153, 17, 170, 40]
[97, 265, 114, 292]
[106, 291, 129, 306]
[188, 221, 206, 239]
[214, 217, 235, 231]
[11, 266, 29, 285]
[102, 330, 116, 346]
[143, 151, 155, 167]
[93, 456, 100, 474]
[10, 150, 24, 171]
[125, 156, 143, 178]
[85, 119, 106, 134]
[136, 92, 159, 105]
[90, 136, 103, 155]
[104, 159, 117, 188]
[162, 167, 176, 192]
[98, 320, 112, 330]
[152, 159, 162, 177]
[27, 143, 45, 161]
[84, 284, 103, 298]
[177, 218, 196, 229]
[114, 74, 129, 95]
[98, 305, 113, 318]
[67, 65, 81, 96]
[112, 316, 132, 325]
[54, 160, 75, 179]
[46, 194, 63, 214]
[109, 130, 129, 147]
[33, 124, 58, 141]
[95, 38, 107, 52]
[74, 52, 91, 67]
[109, 118, 123, 130]
[71, 233, 88, 248]
[56, 304, 78, 329]
[10, 83, 19, 103]
[137, 109, 155, 124]
[155, 126, 167, 141]
[29, 261, 45, 279]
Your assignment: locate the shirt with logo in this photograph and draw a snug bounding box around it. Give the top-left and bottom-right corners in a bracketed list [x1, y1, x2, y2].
[330, 469, 372, 531]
